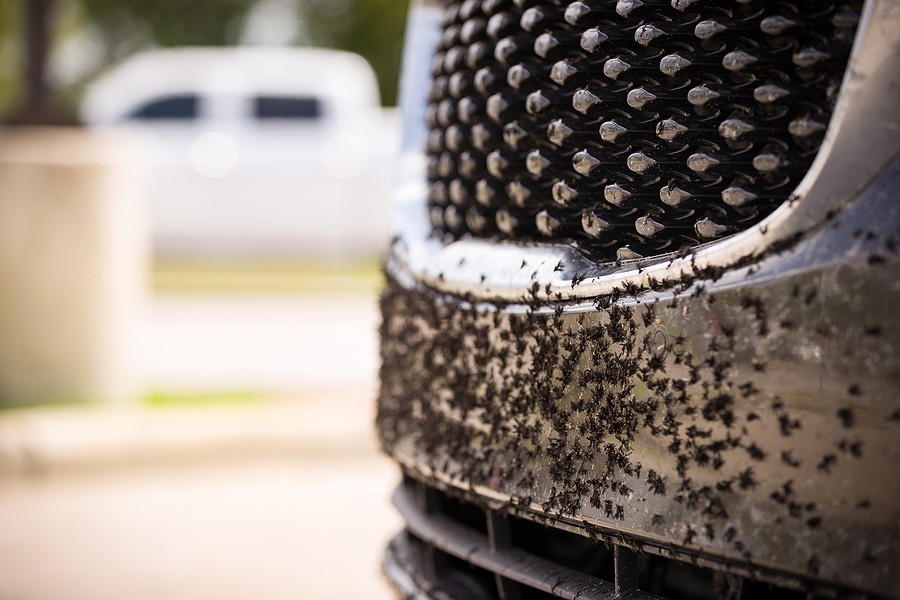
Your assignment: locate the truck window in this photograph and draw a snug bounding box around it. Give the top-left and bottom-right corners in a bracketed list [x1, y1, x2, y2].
[253, 96, 322, 120]
[127, 95, 198, 121]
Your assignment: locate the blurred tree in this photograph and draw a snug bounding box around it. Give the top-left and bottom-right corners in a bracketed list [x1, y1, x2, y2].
[0, 2, 23, 115]
[2, 0, 84, 123]
[296, 0, 410, 105]
[79, 0, 256, 50]
[0, 0, 410, 120]
[77, 0, 410, 105]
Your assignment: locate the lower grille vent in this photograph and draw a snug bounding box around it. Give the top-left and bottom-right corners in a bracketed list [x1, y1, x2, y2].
[384, 478, 842, 600]
[426, 0, 862, 263]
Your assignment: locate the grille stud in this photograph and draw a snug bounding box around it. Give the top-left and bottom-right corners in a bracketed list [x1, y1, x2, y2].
[426, 0, 860, 263]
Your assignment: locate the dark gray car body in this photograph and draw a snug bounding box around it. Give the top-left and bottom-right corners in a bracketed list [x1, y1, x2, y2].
[378, 1, 900, 597]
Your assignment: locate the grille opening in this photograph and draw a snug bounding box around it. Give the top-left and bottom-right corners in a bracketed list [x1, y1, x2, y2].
[437, 553, 500, 600]
[439, 490, 490, 535]
[416, 533, 504, 599]
[641, 556, 722, 600]
[517, 584, 555, 600]
[409, 531, 557, 600]
[509, 513, 614, 579]
[398, 480, 835, 600]
[639, 555, 809, 600]
[424, 0, 862, 264]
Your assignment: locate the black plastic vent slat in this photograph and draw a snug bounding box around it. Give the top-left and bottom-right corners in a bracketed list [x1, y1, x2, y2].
[425, 0, 862, 263]
[391, 480, 817, 600]
[392, 482, 643, 600]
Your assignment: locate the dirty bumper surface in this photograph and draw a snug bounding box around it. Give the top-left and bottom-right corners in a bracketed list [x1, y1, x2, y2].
[377, 159, 900, 597]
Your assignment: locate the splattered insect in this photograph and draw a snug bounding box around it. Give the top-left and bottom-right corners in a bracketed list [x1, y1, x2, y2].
[378, 43, 899, 590]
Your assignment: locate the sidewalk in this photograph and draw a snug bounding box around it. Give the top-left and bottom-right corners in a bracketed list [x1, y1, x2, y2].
[0, 394, 402, 600]
[0, 390, 381, 476]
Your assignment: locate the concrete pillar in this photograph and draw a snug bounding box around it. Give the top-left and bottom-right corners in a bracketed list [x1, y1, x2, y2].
[0, 128, 146, 406]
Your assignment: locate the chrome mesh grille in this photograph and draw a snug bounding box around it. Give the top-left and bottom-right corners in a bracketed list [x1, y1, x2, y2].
[425, 0, 862, 262]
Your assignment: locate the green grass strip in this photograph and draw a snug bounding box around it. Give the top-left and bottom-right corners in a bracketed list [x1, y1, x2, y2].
[141, 390, 269, 408]
[151, 260, 383, 293]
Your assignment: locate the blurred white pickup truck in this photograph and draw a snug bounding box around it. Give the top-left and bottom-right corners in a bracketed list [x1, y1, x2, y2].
[80, 47, 397, 261]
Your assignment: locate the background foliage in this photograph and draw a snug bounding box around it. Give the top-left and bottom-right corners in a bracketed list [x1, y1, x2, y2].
[297, 0, 410, 106]
[0, 0, 410, 117]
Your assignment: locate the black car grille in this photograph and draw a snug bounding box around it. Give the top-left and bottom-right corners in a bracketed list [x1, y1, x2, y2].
[425, 0, 862, 263]
[387, 477, 846, 600]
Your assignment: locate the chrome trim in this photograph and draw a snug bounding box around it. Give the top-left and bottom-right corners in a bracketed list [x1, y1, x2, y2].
[391, 3, 444, 246]
[389, 0, 900, 302]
